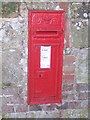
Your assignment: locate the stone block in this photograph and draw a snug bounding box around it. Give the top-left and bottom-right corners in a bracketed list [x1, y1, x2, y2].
[63, 84, 74, 91]
[68, 101, 81, 109]
[2, 105, 14, 114]
[76, 83, 88, 92]
[81, 100, 88, 109]
[2, 49, 23, 85]
[2, 18, 28, 50]
[2, 95, 25, 105]
[29, 105, 42, 111]
[42, 104, 56, 111]
[75, 49, 88, 83]
[15, 105, 28, 113]
[78, 92, 88, 100]
[79, 109, 88, 118]
[26, 111, 37, 118]
[71, 24, 88, 48]
[63, 55, 75, 65]
[24, 2, 58, 10]
[61, 110, 69, 118]
[62, 92, 78, 101]
[2, 86, 18, 95]
[63, 66, 75, 75]
[62, 75, 74, 83]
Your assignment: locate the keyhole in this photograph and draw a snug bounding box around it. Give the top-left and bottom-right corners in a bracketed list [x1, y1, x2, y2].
[39, 74, 42, 78]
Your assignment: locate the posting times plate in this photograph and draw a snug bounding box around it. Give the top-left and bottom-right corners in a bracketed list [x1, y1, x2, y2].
[40, 46, 51, 69]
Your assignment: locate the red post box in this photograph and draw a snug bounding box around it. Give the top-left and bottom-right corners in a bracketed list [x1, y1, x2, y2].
[28, 10, 65, 105]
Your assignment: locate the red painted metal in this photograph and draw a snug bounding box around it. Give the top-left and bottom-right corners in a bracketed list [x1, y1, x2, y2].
[28, 10, 65, 105]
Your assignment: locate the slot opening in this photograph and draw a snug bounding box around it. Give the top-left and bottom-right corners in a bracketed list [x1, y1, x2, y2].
[35, 31, 58, 35]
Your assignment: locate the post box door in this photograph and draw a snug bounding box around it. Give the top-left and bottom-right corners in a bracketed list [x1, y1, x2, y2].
[29, 44, 62, 104]
[28, 10, 65, 105]
[34, 45, 59, 98]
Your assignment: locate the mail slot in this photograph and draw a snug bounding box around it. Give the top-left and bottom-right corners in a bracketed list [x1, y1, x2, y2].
[33, 31, 59, 37]
[28, 10, 65, 105]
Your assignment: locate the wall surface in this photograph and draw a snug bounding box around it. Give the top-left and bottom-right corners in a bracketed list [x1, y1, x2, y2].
[1, 1, 89, 119]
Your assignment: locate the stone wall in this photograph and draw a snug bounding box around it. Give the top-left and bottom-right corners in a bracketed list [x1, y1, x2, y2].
[1, 1, 89, 118]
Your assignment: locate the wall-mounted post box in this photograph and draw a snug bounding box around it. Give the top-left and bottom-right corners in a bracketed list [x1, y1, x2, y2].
[28, 10, 65, 105]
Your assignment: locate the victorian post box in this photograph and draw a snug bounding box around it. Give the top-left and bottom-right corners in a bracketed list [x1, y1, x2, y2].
[28, 10, 65, 105]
